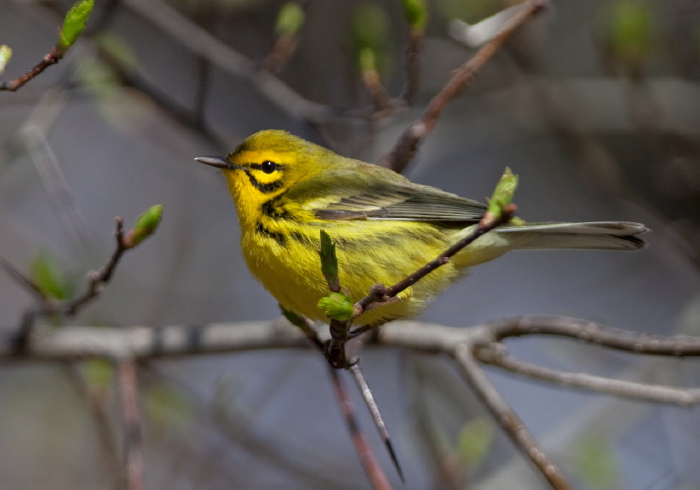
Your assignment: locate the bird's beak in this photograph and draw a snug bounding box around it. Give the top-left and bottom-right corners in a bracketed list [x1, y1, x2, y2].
[194, 156, 238, 170]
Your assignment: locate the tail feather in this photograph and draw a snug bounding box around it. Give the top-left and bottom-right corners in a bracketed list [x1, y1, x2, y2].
[498, 221, 648, 251]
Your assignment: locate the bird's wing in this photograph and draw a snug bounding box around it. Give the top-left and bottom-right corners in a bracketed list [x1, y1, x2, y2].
[292, 169, 487, 222]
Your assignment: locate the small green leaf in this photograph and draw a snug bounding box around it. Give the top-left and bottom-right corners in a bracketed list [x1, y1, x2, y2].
[318, 230, 340, 291]
[58, 0, 94, 49]
[486, 167, 518, 220]
[125, 204, 163, 248]
[400, 0, 429, 31]
[572, 434, 619, 489]
[0, 45, 12, 77]
[352, 3, 389, 73]
[456, 417, 494, 470]
[280, 304, 305, 328]
[81, 359, 115, 388]
[144, 383, 194, 433]
[276, 2, 305, 38]
[30, 252, 71, 300]
[607, 0, 653, 66]
[318, 291, 354, 322]
[359, 47, 377, 74]
[97, 33, 139, 72]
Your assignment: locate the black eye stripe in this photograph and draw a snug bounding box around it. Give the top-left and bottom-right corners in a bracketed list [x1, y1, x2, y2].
[243, 171, 285, 194]
[248, 161, 282, 173]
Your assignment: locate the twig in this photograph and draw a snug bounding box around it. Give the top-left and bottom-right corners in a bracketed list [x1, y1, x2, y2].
[122, 0, 334, 123]
[0, 47, 64, 92]
[349, 362, 404, 483]
[7, 316, 700, 488]
[0, 257, 50, 303]
[63, 217, 128, 316]
[381, 0, 548, 173]
[328, 366, 393, 490]
[351, 205, 516, 327]
[9, 211, 159, 351]
[452, 344, 574, 490]
[63, 363, 122, 487]
[474, 341, 700, 406]
[118, 360, 144, 490]
[401, 29, 423, 103]
[280, 309, 395, 485]
[361, 68, 394, 113]
[261, 36, 299, 74]
[486, 315, 700, 356]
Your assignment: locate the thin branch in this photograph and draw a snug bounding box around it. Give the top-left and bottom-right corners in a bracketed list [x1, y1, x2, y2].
[349, 362, 404, 482]
[10, 215, 152, 351]
[451, 343, 574, 490]
[0, 47, 65, 92]
[118, 360, 144, 490]
[6, 318, 700, 409]
[63, 363, 122, 488]
[381, 0, 548, 173]
[63, 217, 128, 316]
[474, 341, 700, 406]
[351, 205, 516, 329]
[361, 68, 395, 114]
[486, 315, 700, 356]
[0, 256, 50, 303]
[122, 0, 334, 123]
[401, 29, 424, 103]
[328, 366, 392, 490]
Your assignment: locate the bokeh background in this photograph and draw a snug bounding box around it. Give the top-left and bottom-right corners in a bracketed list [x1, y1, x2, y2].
[1, 0, 700, 488]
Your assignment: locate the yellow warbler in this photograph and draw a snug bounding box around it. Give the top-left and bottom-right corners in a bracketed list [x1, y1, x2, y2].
[196, 130, 646, 326]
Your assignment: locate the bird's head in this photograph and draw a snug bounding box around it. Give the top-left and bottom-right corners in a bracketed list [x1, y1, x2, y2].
[196, 130, 337, 213]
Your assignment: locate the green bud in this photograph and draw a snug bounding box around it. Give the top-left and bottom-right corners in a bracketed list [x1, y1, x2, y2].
[81, 359, 115, 389]
[0, 45, 12, 77]
[572, 434, 619, 488]
[353, 3, 389, 55]
[30, 251, 72, 300]
[318, 291, 354, 322]
[144, 383, 194, 433]
[280, 305, 305, 329]
[126, 204, 163, 248]
[318, 230, 340, 291]
[58, 0, 94, 49]
[358, 47, 377, 74]
[276, 2, 305, 38]
[486, 167, 518, 219]
[456, 417, 494, 469]
[608, 0, 653, 66]
[400, 0, 428, 31]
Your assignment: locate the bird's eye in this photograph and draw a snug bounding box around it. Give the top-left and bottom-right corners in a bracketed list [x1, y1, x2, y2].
[261, 160, 277, 174]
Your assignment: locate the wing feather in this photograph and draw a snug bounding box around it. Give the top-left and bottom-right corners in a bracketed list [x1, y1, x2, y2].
[290, 168, 487, 222]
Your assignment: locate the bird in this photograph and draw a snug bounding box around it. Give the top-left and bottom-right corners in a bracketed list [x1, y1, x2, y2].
[196, 130, 647, 327]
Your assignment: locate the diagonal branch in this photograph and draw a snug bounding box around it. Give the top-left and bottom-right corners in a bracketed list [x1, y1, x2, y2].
[451, 343, 574, 490]
[328, 366, 393, 490]
[351, 204, 516, 329]
[474, 341, 700, 406]
[349, 362, 404, 483]
[381, 0, 549, 173]
[117, 360, 144, 490]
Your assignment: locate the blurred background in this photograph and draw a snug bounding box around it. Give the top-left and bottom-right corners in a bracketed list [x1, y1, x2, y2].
[1, 0, 700, 488]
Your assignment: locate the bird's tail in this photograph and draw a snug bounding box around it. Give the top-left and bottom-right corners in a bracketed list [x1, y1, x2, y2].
[498, 221, 648, 251]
